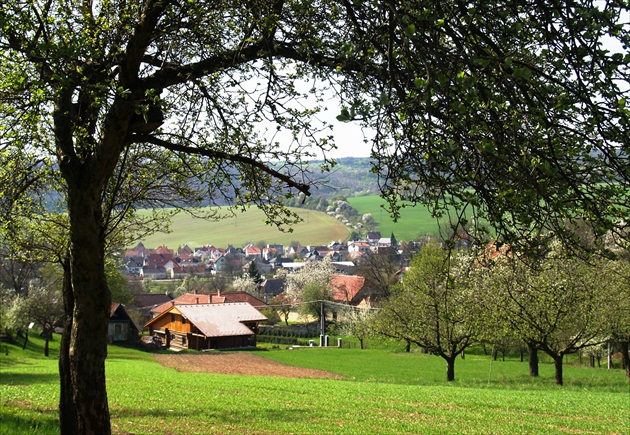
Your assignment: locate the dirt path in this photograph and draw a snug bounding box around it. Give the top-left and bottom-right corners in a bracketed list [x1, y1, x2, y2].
[152, 352, 344, 379]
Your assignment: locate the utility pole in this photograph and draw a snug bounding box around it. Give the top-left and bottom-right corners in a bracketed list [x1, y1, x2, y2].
[320, 301, 325, 336]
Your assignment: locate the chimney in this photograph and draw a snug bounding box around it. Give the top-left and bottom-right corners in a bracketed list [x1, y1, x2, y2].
[218, 289, 221, 297]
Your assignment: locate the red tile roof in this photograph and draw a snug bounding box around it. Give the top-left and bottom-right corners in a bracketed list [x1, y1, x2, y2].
[330, 275, 366, 303]
[151, 291, 268, 314]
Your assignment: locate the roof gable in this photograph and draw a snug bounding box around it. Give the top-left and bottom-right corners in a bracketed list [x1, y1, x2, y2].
[109, 303, 140, 332]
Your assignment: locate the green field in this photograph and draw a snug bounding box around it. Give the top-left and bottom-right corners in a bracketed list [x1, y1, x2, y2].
[132, 196, 450, 249]
[348, 196, 451, 241]
[133, 207, 350, 249]
[1, 334, 628, 434]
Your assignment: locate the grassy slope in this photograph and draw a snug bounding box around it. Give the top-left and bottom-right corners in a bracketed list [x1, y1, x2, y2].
[348, 196, 450, 241]
[133, 207, 350, 249]
[1, 335, 628, 435]
[132, 196, 448, 249]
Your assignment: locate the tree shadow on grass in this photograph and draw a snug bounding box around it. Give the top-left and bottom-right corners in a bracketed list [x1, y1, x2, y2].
[111, 405, 313, 432]
[0, 371, 59, 386]
[0, 405, 59, 435]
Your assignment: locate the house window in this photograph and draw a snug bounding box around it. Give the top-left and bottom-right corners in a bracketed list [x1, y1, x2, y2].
[182, 318, 187, 325]
[171, 314, 175, 322]
[114, 323, 122, 334]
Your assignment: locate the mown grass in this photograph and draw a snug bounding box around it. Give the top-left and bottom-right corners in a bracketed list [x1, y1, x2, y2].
[1, 334, 628, 434]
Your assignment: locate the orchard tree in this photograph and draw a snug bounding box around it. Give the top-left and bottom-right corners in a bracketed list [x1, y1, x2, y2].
[372, 244, 479, 381]
[270, 293, 294, 326]
[0, 2, 338, 431]
[175, 269, 200, 297]
[299, 281, 334, 334]
[284, 256, 338, 302]
[284, 257, 336, 333]
[338, 305, 374, 349]
[2, 1, 628, 433]
[487, 247, 610, 385]
[0, 285, 21, 339]
[605, 259, 630, 377]
[0, 246, 40, 296]
[17, 285, 64, 357]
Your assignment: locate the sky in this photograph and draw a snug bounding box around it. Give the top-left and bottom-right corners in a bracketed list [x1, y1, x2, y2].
[318, 110, 374, 159]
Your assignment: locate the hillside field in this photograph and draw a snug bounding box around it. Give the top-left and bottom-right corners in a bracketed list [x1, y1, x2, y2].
[348, 196, 451, 241]
[132, 207, 350, 249]
[131, 195, 478, 249]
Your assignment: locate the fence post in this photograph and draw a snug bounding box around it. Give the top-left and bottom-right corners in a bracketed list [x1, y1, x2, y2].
[338, 338, 343, 348]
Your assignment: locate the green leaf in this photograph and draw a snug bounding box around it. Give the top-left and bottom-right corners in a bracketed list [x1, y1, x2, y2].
[414, 77, 427, 89]
[336, 107, 351, 122]
[404, 24, 416, 37]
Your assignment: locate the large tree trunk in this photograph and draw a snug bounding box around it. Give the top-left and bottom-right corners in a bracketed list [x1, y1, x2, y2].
[59, 257, 75, 434]
[553, 354, 564, 385]
[62, 184, 112, 434]
[528, 343, 539, 377]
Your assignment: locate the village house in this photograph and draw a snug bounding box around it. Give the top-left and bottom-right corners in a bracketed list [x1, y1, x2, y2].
[348, 241, 371, 254]
[243, 244, 262, 259]
[366, 231, 382, 244]
[261, 278, 286, 301]
[329, 275, 373, 307]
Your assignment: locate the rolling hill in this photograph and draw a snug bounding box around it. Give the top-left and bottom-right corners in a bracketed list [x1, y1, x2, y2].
[132, 207, 350, 249]
[347, 196, 452, 241]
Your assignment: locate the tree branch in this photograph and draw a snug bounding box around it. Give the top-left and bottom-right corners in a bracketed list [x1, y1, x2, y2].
[128, 134, 312, 196]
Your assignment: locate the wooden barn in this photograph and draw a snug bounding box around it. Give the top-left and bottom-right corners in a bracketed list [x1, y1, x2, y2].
[144, 303, 267, 350]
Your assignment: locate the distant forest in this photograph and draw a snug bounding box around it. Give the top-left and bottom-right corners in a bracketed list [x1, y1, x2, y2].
[305, 157, 380, 199]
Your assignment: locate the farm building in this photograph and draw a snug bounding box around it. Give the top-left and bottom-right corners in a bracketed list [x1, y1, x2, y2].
[144, 303, 267, 350]
[108, 303, 140, 343]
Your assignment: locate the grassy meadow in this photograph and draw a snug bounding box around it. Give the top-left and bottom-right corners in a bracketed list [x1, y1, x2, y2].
[1, 334, 628, 434]
[347, 196, 449, 241]
[133, 207, 349, 249]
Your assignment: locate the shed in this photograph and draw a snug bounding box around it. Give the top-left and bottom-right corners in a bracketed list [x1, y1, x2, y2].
[109, 303, 140, 343]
